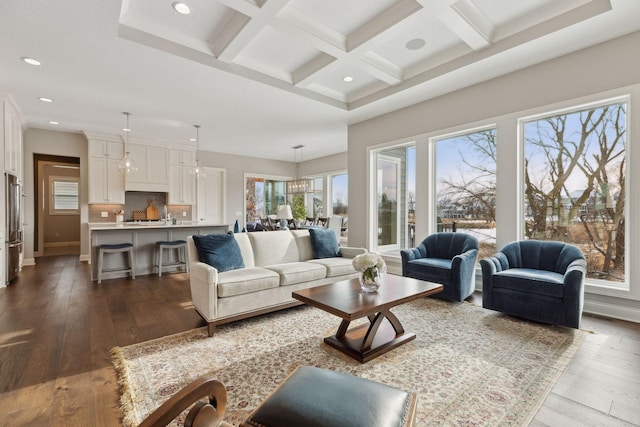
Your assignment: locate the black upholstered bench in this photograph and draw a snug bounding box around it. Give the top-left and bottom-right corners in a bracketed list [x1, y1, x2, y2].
[240, 366, 417, 427]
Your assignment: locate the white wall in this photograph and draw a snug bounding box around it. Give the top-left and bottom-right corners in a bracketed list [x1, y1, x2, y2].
[348, 30, 640, 321]
[22, 128, 88, 263]
[197, 150, 297, 226]
[301, 152, 347, 177]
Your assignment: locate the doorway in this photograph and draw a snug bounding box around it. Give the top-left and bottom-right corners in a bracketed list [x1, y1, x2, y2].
[34, 154, 81, 258]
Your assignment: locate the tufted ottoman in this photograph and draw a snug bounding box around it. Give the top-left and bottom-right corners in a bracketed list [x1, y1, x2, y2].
[240, 366, 417, 427]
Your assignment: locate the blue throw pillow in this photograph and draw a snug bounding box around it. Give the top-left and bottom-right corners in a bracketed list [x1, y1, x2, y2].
[192, 232, 244, 272]
[308, 228, 341, 259]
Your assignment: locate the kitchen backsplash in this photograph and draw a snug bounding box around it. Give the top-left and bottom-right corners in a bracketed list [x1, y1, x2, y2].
[88, 192, 192, 222]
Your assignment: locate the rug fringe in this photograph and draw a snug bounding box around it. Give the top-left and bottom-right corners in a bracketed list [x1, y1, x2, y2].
[111, 346, 140, 427]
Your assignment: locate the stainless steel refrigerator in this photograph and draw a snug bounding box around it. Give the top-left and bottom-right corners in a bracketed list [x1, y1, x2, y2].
[5, 173, 23, 284]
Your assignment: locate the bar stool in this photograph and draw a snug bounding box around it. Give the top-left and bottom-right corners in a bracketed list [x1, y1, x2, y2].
[155, 240, 189, 276]
[97, 243, 135, 284]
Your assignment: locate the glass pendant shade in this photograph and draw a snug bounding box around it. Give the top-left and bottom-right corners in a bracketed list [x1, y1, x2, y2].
[192, 124, 206, 177]
[118, 112, 138, 174]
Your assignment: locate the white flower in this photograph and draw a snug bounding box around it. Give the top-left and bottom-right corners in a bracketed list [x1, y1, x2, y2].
[352, 252, 386, 273]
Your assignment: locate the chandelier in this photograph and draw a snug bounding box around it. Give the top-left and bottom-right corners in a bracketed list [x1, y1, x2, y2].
[286, 145, 313, 194]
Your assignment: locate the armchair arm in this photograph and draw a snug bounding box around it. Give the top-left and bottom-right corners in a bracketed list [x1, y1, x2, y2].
[451, 249, 479, 299]
[138, 376, 227, 427]
[563, 258, 587, 294]
[400, 248, 422, 275]
[479, 252, 511, 308]
[339, 246, 367, 258]
[189, 262, 220, 321]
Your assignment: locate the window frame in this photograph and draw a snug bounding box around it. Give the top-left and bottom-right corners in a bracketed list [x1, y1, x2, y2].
[517, 95, 631, 292]
[48, 176, 80, 215]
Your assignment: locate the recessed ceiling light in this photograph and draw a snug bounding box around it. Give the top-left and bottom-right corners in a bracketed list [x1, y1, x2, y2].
[39, 97, 53, 103]
[189, 138, 196, 142]
[122, 127, 131, 132]
[22, 57, 41, 66]
[48, 121, 59, 125]
[343, 76, 353, 82]
[405, 38, 426, 51]
[172, 2, 191, 14]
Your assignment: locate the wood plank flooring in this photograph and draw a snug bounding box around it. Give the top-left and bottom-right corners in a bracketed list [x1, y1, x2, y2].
[0, 255, 638, 426]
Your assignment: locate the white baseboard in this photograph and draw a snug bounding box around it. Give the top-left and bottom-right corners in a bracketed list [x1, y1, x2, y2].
[44, 241, 81, 248]
[79, 254, 91, 263]
[22, 258, 36, 266]
[583, 300, 640, 323]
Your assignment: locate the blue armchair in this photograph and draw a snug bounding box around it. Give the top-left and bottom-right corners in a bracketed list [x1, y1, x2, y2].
[401, 232, 479, 301]
[480, 240, 586, 328]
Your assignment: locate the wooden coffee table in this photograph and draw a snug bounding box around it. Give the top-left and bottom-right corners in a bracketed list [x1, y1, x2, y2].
[292, 275, 443, 363]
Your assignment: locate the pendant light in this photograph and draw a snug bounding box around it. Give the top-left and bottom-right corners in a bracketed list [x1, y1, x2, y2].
[193, 124, 206, 177]
[118, 112, 138, 174]
[286, 145, 313, 194]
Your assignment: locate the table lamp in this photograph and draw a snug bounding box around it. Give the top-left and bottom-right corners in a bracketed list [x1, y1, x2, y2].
[277, 204, 293, 229]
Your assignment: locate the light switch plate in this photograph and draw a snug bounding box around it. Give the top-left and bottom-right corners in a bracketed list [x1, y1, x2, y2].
[101, 211, 108, 218]
[182, 211, 187, 217]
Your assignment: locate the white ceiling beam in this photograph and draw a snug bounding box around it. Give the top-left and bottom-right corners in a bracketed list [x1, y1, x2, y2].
[347, 0, 423, 51]
[358, 52, 403, 84]
[275, 7, 347, 56]
[281, 0, 422, 87]
[210, 13, 251, 58]
[215, 0, 262, 17]
[425, 0, 493, 51]
[216, 0, 292, 62]
[450, 0, 495, 46]
[292, 53, 337, 86]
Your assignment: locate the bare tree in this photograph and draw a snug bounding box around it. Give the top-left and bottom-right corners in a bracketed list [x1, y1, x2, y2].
[524, 103, 626, 279]
[439, 130, 496, 223]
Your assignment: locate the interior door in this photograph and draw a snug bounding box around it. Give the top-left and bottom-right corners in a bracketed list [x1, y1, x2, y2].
[197, 167, 226, 224]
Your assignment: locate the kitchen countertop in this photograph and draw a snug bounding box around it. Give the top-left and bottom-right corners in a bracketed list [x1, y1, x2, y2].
[88, 222, 231, 231]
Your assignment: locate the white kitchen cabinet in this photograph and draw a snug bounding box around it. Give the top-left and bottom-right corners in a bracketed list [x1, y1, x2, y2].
[4, 99, 23, 178]
[169, 164, 196, 204]
[169, 149, 196, 166]
[88, 138, 125, 204]
[125, 144, 169, 192]
[168, 149, 196, 205]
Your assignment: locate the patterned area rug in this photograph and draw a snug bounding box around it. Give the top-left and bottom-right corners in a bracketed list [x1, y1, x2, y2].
[111, 298, 586, 426]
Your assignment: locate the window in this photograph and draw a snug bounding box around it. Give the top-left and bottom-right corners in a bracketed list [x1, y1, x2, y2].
[377, 155, 400, 250]
[371, 144, 415, 252]
[49, 176, 79, 214]
[245, 176, 286, 221]
[331, 173, 348, 217]
[522, 101, 627, 285]
[435, 128, 497, 260]
[311, 177, 324, 218]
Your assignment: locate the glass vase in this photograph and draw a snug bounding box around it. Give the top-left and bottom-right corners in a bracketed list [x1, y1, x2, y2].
[359, 267, 381, 293]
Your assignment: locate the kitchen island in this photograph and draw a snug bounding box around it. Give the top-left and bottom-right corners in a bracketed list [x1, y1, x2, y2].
[88, 222, 230, 281]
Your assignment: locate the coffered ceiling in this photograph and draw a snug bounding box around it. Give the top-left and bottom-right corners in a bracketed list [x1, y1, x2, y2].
[1, 0, 639, 160]
[118, 0, 614, 109]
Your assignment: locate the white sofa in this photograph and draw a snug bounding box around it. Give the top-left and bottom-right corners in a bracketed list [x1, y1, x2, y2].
[187, 229, 366, 336]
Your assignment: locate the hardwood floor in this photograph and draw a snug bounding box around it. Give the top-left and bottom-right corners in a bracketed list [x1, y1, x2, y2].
[0, 255, 638, 426]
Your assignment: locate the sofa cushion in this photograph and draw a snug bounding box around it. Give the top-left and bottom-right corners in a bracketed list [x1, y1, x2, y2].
[406, 258, 452, 281]
[492, 268, 564, 298]
[309, 227, 341, 259]
[265, 262, 326, 286]
[291, 230, 314, 261]
[307, 258, 355, 277]
[217, 267, 280, 298]
[249, 231, 299, 266]
[233, 232, 255, 268]
[193, 232, 244, 272]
